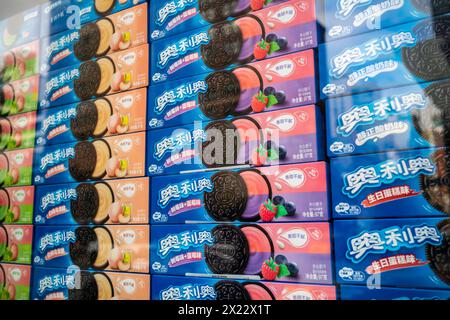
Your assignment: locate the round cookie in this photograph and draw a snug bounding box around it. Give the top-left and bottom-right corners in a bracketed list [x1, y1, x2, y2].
[198, 71, 241, 120]
[69, 227, 99, 269]
[74, 23, 101, 61]
[69, 141, 97, 181]
[412, 80, 450, 147]
[96, 18, 115, 56]
[201, 22, 243, 70]
[204, 171, 248, 221]
[201, 120, 239, 168]
[71, 183, 99, 225]
[92, 227, 114, 269]
[214, 280, 250, 300]
[93, 272, 114, 300]
[426, 219, 450, 285]
[205, 225, 249, 274]
[420, 149, 450, 215]
[71, 101, 99, 140]
[68, 271, 98, 300]
[199, 0, 239, 23]
[411, 0, 450, 16]
[96, 57, 115, 97]
[91, 139, 112, 179]
[93, 182, 114, 224]
[94, 0, 116, 16]
[74, 61, 101, 101]
[412, 16, 450, 41]
[93, 98, 113, 138]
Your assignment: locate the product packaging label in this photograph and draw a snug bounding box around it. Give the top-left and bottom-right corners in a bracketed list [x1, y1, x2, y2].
[0, 263, 31, 300]
[0, 6, 40, 52]
[0, 112, 36, 151]
[0, 75, 39, 117]
[0, 225, 33, 265]
[1, 40, 40, 83]
[0, 186, 34, 225]
[0, 148, 34, 187]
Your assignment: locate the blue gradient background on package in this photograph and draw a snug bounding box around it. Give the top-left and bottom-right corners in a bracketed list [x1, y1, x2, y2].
[334, 218, 450, 290]
[340, 285, 450, 300]
[319, 14, 450, 99]
[40, 0, 147, 37]
[331, 148, 450, 219]
[326, 80, 448, 157]
[324, 0, 450, 41]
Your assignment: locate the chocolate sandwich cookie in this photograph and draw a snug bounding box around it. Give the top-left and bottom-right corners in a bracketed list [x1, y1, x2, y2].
[74, 61, 102, 101]
[205, 225, 249, 274]
[403, 17, 450, 82]
[201, 120, 239, 167]
[214, 280, 250, 300]
[91, 139, 112, 180]
[242, 282, 276, 300]
[94, 0, 116, 16]
[71, 101, 99, 140]
[68, 271, 99, 300]
[229, 65, 264, 116]
[198, 71, 241, 120]
[199, 0, 242, 24]
[412, 80, 450, 147]
[238, 169, 272, 222]
[92, 98, 113, 138]
[96, 57, 116, 97]
[71, 183, 100, 225]
[426, 219, 450, 285]
[421, 149, 450, 215]
[96, 18, 115, 57]
[201, 22, 243, 70]
[92, 226, 114, 269]
[204, 171, 248, 221]
[93, 182, 114, 225]
[69, 227, 99, 269]
[69, 141, 97, 181]
[93, 272, 114, 300]
[411, 0, 450, 16]
[74, 23, 101, 61]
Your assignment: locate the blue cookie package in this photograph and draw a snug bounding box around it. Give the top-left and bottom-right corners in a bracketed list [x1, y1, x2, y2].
[324, 0, 450, 41]
[320, 14, 450, 99]
[326, 79, 450, 157]
[340, 285, 450, 300]
[334, 217, 450, 290]
[331, 147, 450, 219]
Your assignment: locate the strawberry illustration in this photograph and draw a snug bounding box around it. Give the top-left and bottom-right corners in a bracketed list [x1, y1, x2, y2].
[250, 0, 265, 11]
[261, 258, 280, 280]
[251, 91, 268, 112]
[253, 40, 270, 60]
[259, 199, 278, 222]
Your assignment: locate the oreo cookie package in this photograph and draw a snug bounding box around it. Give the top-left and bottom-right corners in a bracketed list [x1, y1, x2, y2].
[324, 0, 450, 41]
[40, 0, 147, 37]
[31, 267, 150, 300]
[327, 79, 450, 157]
[0, 263, 31, 300]
[334, 217, 450, 289]
[152, 275, 336, 300]
[33, 132, 147, 186]
[150, 0, 293, 41]
[331, 147, 450, 219]
[40, 3, 148, 73]
[0, 225, 33, 265]
[150, 223, 333, 284]
[32, 225, 150, 273]
[151, 163, 329, 224]
[34, 177, 150, 225]
[0, 41, 40, 84]
[151, 0, 319, 84]
[340, 285, 450, 301]
[147, 105, 325, 176]
[0, 186, 34, 225]
[320, 14, 450, 99]
[148, 50, 318, 129]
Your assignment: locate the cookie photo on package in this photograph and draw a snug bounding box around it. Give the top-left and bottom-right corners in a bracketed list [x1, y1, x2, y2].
[151, 0, 319, 84]
[34, 177, 150, 225]
[0, 148, 34, 188]
[0, 225, 33, 265]
[147, 105, 324, 176]
[0, 263, 31, 300]
[32, 225, 150, 273]
[36, 88, 147, 146]
[326, 79, 450, 157]
[0, 112, 36, 152]
[151, 163, 329, 224]
[320, 14, 450, 99]
[40, 3, 148, 73]
[334, 217, 450, 290]
[332, 147, 450, 219]
[150, 222, 333, 284]
[0, 186, 34, 225]
[150, 0, 292, 40]
[151, 275, 337, 300]
[0, 75, 39, 117]
[31, 267, 151, 300]
[33, 132, 146, 186]
[39, 44, 149, 109]
[0, 41, 40, 84]
[148, 50, 318, 129]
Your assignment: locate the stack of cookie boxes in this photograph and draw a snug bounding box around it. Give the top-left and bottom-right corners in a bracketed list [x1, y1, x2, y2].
[320, 1, 450, 299]
[0, 5, 41, 301]
[147, 0, 337, 301]
[29, 0, 151, 301]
